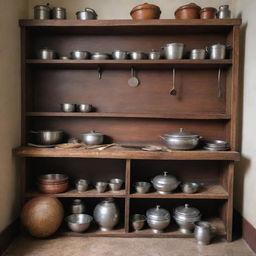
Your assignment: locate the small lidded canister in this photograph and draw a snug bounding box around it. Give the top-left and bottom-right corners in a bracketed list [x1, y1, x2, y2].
[34, 4, 51, 20]
[71, 199, 86, 214]
[52, 7, 66, 19]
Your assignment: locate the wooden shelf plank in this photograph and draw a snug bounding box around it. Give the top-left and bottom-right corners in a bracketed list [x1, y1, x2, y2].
[26, 112, 231, 120]
[25, 59, 232, 69]
[19, 19, 242, 27]
[130, 185, 228, 199]
[26, 189, 126, 198]
[14, 147, 240, 161]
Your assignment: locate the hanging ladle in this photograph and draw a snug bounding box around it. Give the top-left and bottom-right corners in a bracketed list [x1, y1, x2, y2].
[128, 67, 140, 87]
[97, 66, 102, 80]
[216, 68, 221, 98]
[169, 68, 176, 96]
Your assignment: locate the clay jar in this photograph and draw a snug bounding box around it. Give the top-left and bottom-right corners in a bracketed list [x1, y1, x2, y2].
[130, 3, 161, 20]
[175, 3, 201, 19]
[200, 7, 217, 19]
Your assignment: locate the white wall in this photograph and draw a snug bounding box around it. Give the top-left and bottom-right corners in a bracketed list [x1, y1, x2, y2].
[234, 0, 256, 229]
[28, 0, 231, 19]
[0, 0, 28, 232]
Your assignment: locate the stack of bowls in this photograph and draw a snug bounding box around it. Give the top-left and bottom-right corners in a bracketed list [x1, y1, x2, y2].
[37, 174, 69, 194]
[203, 140, 230, 151]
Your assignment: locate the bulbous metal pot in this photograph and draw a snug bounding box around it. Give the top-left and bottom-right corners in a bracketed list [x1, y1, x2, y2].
[93, 198, 119, 231]
[147, 218, 170, 233]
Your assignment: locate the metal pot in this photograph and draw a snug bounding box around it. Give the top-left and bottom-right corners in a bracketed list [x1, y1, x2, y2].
[217, 5, 231, 19]
[148, 50, 162, 60]
[207, 44, 227, 60]
[37, 48, 56, 60]
[71, 199, 86, 214]
[181, 182, 203, 194]
[30, 130, 63, 145]
[34, 4, 51, 20]
[163, 43, 184, 59]
[66, 214, 92, 232]
[93, 198, 119, 231]
[174, 204, 201, 234]
[131, 214, 146, 231]
[95, 182, 108, 193]
[76, 8, 97, 20]
[146, 205, 170, 233]
[134, 181, 151, 194]
[128, 51, 147, 60]
[160, 128, 201, 150]
[112, 50, 128, 60]
[76, 104, 92, 113]
[91, 52, 111, 60]
[194, 221, 217, 245]
[81, 130, 104, 145]
[52, 7, 66, 19]
[190, 49, 206, 60]
[60, 103, 76, 112]
[70, 50, 90, 60]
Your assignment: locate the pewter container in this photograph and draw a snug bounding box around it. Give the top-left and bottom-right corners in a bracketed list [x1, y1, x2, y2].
[60, 103, 76, 112]
[70, 50, 90, 60]
[181, 182, 203, 194]
[190, 49, 206, 60]
[151, 172, 180, 194]
[134, 181, 151, 194]
[148, 50, 162, 60]
[52, 7, 66, 19]
[93, 198, 119, 231]
[95, 182, 108, 193]
[217, 5, 231, 19]
[71, 199, 86, 214]
[146, 205, 170, 233]
[81, 130, 104, 145]
[76, 179, 89, 192]
[131, 214, 146, 231]
[66, 214, 92, 232]
[112, 50, 128, 60]
[37, 48, 56, 60]
[194, 221, 216, 245]
[34, 5, 51, 20]
[128, 51, 147, 60]
[76, 8, 97, 20]
[163, 43, 184, 59]
[208, 44, 226, 60]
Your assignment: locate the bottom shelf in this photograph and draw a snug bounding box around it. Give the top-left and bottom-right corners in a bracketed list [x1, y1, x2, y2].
[58, 217, 226, 238]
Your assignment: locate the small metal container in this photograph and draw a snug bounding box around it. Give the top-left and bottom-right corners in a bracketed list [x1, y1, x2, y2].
[128, 51, 147, 60]
[112, 50, 128, 60]
[217, 5, 231, 19]
[71, 199, 86, 214]
[181, 182, 203, 194]
[146, 205, 170, 233]
[131, 214, 146, 231]
[66, 214, 93, 232]
[60, 103, 76, 112]
[59, 56, 69, 60]
[149, 50, 162, 60]
[163, 43, 184, 59]
[52, 7, 66, 19]
[81, 130, 104, 145]
[91, 52, 111, 60]
[76, 179, 89, 192]
[134, 181, 151, 194]
[76, 8, 97, 20]
[70, 50, 90, 60]
[208, 44, 227, 60]
[194, 221, 216, 245]
[190, 49, 206, 60]
[37, 48, 56, 60]
[76, 104, 92, 113]
[30, 130, 63, 145]
[95, 182, 108, 193]
[34, 4, 51, 20]
[174, 204, 201, 234]
[109, 178, 123, 192]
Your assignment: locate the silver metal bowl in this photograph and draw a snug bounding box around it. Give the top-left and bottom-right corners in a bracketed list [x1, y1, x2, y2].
[70, 50, 90, 60]
[181, 182, 203, 194]
[66, 214, 93, 232]
[134, 181, 151, 194]
[112, 50, 128, 60]
[76, 179, 89, 192]
[128, 51, 147, 60]
[60, 103, 76, 112]
[76, 104, 92, 113]
[131, 214, 146, 231]
[109, 178, 123, 191]
[91, 52, 111, 60]
[95, 181, 108, 193]
[30, 130, 64, 145]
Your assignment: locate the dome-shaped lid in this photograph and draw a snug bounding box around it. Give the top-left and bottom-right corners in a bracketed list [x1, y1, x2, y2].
[152, 172, 179, 185]
[174, 204, 200, 218]
[130, 3, 161, 14]
[146, 205, 170, 220]
[163, 128, 199, 138]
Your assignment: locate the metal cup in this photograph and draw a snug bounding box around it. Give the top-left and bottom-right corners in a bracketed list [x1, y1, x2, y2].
[52, 7, 66, 19]
[131, 214, 146, 231]
[95, 182, 108, 193]
[194, 221, 216, 245]
[76, 179, 89, 192]
[76, 104, 92, 113]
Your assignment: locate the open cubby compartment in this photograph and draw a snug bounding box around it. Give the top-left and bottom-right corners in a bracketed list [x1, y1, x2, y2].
[129, 198, 227, 236]
[25, 158, 126, 196]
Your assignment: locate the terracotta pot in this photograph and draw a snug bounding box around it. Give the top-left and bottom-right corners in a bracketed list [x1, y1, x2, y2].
[37, 174, 68, 185]
[175, 3, 201, 19]
[200, 7, 217, 19]
[21, 197, 64, 238]
[37, 182, 68, 194]
[130, 3, 161, 20]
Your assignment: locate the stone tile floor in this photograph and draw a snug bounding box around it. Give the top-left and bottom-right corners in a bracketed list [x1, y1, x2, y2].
[3, 236, 256, 256]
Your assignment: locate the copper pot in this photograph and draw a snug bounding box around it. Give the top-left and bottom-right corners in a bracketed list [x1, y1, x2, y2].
[130, 3, 161, 20]
[37, 182, 68, 194]
[175, 3, 201, 19]
[200, 7, 217, 19]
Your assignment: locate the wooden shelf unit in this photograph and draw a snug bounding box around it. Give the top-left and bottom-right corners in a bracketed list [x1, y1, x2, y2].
[18, 19, 240, 241]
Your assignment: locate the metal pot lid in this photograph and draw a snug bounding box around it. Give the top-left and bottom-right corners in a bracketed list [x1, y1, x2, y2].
[163, 128, 199, 138]
[34, 5, 51, 10]
[152, 171, 179, 185]
[146, 205, 170, 221]
[174, 204, 200, 218]
[84, 130, 104, 136]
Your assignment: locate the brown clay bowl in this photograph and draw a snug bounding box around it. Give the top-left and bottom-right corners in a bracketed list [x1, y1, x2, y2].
[37, 174, 68, 185]
[175, 3, 201, 19]
[37, 182, 68, 194]
[130, 3, 161, 20]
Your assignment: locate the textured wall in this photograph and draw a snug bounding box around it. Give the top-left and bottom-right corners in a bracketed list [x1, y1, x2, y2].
[0, 0, 28, 232]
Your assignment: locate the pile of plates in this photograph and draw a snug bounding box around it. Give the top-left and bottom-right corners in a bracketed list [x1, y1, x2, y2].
[203, 140, 230, 151]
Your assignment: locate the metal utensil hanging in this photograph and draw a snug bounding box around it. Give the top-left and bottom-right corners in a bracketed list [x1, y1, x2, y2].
[128, 67, 140, 87]
[169, 68, 176, 96]
[217, 68, 221, 98]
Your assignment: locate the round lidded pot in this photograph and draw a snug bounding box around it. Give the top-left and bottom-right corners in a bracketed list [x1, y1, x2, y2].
[148, 49, 162, 60]
[190, 49, 206, 60]
[174, 204, 201, 234]
[52, 7, 66, 19]
[160, 128, 201, 150]
[71, 199, 86, 214]
[93, 198, 119, 231]
[76, 8, 97, 20]
[175, 3, 201, 19]
[81, 130, 104, 145]
[200, 7, 217, 19]
[130, 3, 161, 20]
[151, 172, 180, 194]
[208, 44, 227, 60]
[34, 4, 51, 20]
[146, 205, 170, 233]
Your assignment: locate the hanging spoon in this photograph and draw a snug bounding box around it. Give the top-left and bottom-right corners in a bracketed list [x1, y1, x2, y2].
[169, 68, 176, 96]
[128, 67, 140, 87]
[217, 68, 221, 98]
[98, 66, 102, 80]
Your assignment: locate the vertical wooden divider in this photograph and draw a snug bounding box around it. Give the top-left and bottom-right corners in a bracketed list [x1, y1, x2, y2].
[124, 159, 131, 233]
